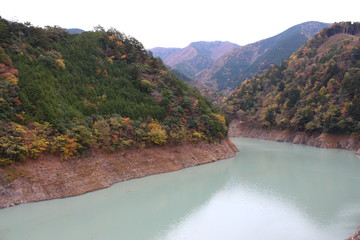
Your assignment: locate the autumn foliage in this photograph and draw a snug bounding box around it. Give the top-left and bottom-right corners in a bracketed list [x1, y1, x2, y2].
[0, 16, 228, 166]
[223, 22, 360, 134]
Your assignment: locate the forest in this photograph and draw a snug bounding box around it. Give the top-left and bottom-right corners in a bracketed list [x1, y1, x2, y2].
[223, 22, 360, 135]
[0, 17, 228, 166]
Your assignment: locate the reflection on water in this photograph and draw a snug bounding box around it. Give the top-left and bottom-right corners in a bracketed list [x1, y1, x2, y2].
[0, 137, 359, 240]
[158, 186, 334, 240]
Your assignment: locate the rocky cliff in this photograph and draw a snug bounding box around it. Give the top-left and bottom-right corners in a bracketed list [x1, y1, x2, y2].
[0, 139, 238, 208]
[229, 120, 360, 152]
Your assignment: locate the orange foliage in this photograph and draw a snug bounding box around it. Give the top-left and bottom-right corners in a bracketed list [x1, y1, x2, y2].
[121, 117, 131, 125]
[1, 72, 18, 85]
[14, 97, 22, 105]
[103, 69, 109, 77]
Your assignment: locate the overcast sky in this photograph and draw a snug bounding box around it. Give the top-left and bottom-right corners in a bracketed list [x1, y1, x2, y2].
[1, 0, 359, 49]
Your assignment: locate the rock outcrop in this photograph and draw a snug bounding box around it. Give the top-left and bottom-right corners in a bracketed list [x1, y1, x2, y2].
[0, 139, 238, 208]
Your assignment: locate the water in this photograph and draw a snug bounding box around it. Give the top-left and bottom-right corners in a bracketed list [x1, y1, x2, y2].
[0, 137, 360, 240]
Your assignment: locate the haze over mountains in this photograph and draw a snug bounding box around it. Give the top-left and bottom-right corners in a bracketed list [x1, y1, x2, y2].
[150, 41, 239, 78]
[151, 21, 329, 96]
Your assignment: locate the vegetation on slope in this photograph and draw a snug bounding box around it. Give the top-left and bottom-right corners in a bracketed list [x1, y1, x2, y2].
[223, 22, 360, 134]
[0, 17, 228, 166]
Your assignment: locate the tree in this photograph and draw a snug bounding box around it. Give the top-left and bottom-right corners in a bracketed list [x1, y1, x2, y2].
[145, 122, 167, 145]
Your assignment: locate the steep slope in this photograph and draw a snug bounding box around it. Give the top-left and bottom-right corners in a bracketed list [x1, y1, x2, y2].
[0, 17, 229, 165]
[223, 22, 360, 135]
[197, 21, 329, 94]
[150, 41, 239, 77]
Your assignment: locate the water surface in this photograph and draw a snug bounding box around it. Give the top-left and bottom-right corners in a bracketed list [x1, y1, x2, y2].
[0, 137, 359, 240]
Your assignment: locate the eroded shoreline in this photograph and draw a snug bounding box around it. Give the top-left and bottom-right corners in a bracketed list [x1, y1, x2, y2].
[229, 120, 360, 153]
[0, 139, 238, 209]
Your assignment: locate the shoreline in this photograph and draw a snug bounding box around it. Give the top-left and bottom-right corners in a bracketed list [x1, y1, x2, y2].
[229, 120, 360, 153]
[0, 139, 238, 209]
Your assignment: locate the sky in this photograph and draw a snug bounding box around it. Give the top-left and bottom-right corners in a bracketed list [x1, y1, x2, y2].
[1, 0, 359, 49]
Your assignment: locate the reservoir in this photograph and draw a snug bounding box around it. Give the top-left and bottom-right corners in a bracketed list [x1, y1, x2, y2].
[0, 137, 359, 240]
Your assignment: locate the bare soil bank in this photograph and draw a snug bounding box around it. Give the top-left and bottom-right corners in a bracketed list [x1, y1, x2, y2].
[347, 227, 360, 240]
[0, 139, 238, 209]
[229, 120, 360, 152]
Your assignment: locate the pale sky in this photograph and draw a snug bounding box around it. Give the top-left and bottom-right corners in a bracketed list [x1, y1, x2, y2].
[1, 0, 359, 49]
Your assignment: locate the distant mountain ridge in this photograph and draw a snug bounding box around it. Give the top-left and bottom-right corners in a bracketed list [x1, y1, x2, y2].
[65, 28, 85, 34]
[150, 41, 239, 78]
[149, 47, 180, 60]
[196, 21, 330, 94]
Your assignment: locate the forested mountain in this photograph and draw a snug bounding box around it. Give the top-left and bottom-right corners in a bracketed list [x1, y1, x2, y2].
[223, 22, 360, 134]
[196, 21, 329, 94]
[0, 17, 228, 165]
[150, 41, 239, 78]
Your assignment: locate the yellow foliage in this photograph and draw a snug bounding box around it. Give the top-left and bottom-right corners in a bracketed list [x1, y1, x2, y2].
[116, 41, 123, 46]
[52, 135, 79, 160]
[56, 59, 65, 69]
[2, 72, 18, 85]
[319, 86, 327, 95]
[212, 114, 226, 126]
[146, 122, 167, 145]
[8, 122, 52, 159]
[107, 57, 113, 64]
[190, 131, 205, 142]
[15, 113, 25, 122]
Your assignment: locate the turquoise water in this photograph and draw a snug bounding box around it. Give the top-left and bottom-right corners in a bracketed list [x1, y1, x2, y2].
[0, 137, 359, 240]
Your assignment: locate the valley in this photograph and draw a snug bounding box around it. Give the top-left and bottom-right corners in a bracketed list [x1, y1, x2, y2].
[0, 15, 359, 240]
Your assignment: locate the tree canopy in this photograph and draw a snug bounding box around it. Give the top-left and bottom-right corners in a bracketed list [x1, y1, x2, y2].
[0, 17, 228, 165]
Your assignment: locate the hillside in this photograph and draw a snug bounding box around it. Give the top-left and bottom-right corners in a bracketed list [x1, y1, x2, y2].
[150, 41, 239, 77]
[223, 22, 360, 135]
[196, 21, 329, 94]
[0, 17, 229, 166]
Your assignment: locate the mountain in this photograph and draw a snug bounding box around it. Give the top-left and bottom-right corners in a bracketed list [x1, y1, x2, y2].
[223, 22, 360, 134]
[196, 21, 329, 94]
[65, 28, 85, 34]
[149, 47, 180, 60]
[0, 17, 228, 165]
[150, 41, 239, 78]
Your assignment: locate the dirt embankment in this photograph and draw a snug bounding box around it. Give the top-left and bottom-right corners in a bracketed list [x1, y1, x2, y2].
[0, 139, 238, 209]
[347, 227, 360, 240]
[229, 120, 360, 152]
